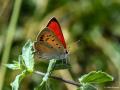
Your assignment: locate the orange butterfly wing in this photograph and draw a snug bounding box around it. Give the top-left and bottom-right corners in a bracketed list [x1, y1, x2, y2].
[34, 28, 66, 60]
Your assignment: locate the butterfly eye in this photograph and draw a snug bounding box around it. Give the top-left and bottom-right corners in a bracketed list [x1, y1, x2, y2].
[65, 50, 68, 54]
[40, 39, 43, 41]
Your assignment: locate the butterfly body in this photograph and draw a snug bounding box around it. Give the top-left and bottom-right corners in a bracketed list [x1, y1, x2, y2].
[34, 17, 68, 60]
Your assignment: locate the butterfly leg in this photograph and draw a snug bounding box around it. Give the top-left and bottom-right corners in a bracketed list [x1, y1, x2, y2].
[65, 55, 70, 64]
[65, 58, 68, 64]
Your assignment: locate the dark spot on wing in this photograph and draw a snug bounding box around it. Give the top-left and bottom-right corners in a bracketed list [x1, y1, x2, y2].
[40, 36, 44, 41]
[40, 37, 43, 39]
[40, 39, 44, 41]
[45, 38, 49, 41]
[41, 35, 44, 37]
[56, 44, 58, 45]
[52, 39, 55, 41]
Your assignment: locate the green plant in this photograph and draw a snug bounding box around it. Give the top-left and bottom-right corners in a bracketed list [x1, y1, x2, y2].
[6, 40, 114, 90]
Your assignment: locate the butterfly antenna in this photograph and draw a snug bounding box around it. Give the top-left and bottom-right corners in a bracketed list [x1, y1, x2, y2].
[72, 40, 80, 46]
[67, 39, 80, 53]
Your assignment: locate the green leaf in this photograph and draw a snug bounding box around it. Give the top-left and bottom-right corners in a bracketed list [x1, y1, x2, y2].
[18, 55, 24, 65]
[22, 40, 34, 72]
[79, 71, 114, 84]
[11, 70, 26, 90]
[54, 60, 71, 70]
[5, 59, 21, 70]
[5, 63, 20, 70]
[6, 55, 26, 70]
[79, 84, 97, 90]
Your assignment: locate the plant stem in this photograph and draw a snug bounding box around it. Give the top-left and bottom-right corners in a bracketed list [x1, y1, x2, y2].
[34, 71, 81, 87]
[40, 59, 56, 86]
[0, 0, 22, 89]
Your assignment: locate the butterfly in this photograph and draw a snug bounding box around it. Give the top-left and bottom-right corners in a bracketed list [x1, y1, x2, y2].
[34, 17, 68, 60]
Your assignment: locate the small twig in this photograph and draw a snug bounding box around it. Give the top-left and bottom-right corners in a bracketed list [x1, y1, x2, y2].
[34, 71, 81, 87]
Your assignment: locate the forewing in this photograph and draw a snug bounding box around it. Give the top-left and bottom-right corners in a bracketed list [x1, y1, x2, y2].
[47, 17, 66, 48]
[34, 28, 65, 59]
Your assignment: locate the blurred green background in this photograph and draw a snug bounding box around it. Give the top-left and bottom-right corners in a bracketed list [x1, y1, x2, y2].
[0, 0, 120, 90]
